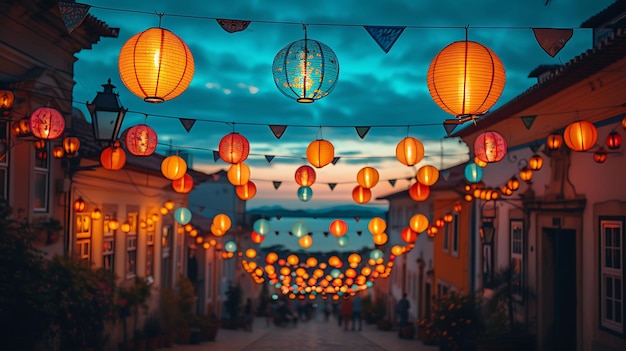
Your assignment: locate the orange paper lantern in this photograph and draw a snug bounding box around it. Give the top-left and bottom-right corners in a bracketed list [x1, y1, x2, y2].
[329, 219, 348, 237]
[563, 120, 597, 152]
[295, 165, 316, 186]
[100, 141, 127, 171]
[416, 165, 439, 186]
[546, 132, 563, 150]
[606, 131, 622, 150]
[356, 166, 379, 189]
[368, 217, 387, 235]
[219, 132, 250, 164]
[299, 235, 313, 249]
[408, 182, 430, 201]
[352, 185, 371, 204]
[227, 162, 250, 186]
[161, 155, 187, 180]
[172, 173, 194, 193]
[409, 214, 429, 233]
[213, 213, 232, 233]
[594, 147, 608, 163]
[528, 154, 543, 171]
[306, 139, 334, 168]
[395, 137, 424, 166]
[236, 181, 257, 200]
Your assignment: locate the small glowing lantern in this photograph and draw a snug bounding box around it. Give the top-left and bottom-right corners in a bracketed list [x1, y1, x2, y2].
[272, 36, 339, 103]
[372, 233, 388, 246]
[427, 40, 506, 118]
[329, 219, 348, 237]
[91, 208, 102, 220]
[118, 27, 194, 103]
[435, 219, 445, 228]
[444, 213, 454, 223]
[427, 226, 438, 238]
[356, 167, 379, 189]
[224, 240, 237, 253]
[352, 186, 371, 204]
[507, 176, 520, 191]
[164, 200, 175, 211]
[125, 124, 157, 156]
[391, 245, 405, 256]
[594, 147, 608, 163]
[563, 120, 597, 152]
[211, 223, 224, 237]
[33, 140, 46, 150]
[606, 131, 622, 150]
[29, 107, 65, 140]
[546, 132, 563, 150]
[623, 116, 626, 130]
[297, 186, 313, 202]
[395, 137, 424, 166]
[73, 197, 86, 212]
[528, 154, 543, 171]
[174, 207, 192, 225]
[291, 221, 309, 238]
[0, 89, 14, 116]
[172, 173, 194, 193]
[100, 141, 127, 171]
[409, 214, 429, 233]
[408, 182, 430, 201]
[251, 231, 265, 244]
[219, 132, 250, 164]
[400, 227, 418, 244]
[474, 156, 488, 168]
[227, 162, 250, 186]
[454, 203, 463, 212]
[213, 213, 232, 233]
[416, 165, 440, 186]
[295, 165, 316, 186]
[337, 236, 349, 247]
[299, 235, 313, 249]
[161, 155, 187, 180]
[370, 249, 383, 261]
[501, 185, 513, 196]
[464, 162, 484, 183]
[253, 219, 271, 235]
[474, 131, 507, 163]
[306, 139, 334, 168]
[519, 167, 533, 183]
[368, 217, 387, 235]
[236, 181, 257, 200]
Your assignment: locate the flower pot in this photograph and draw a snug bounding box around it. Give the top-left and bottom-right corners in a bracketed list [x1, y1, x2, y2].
[201, 322, 220, 341]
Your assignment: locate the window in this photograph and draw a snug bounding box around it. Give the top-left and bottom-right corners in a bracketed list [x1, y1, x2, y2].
[146, 215, 155, 280]
[125, 212, 138, 279]
[510, 220, 524, 302]
[33, 144, 49, 212]
[450, 213, 459, 257]
[75, 239, 91, 265]
[0, 122, 8, 200]
[443, 222, 450, 253]
[74, 214, 91, 265]
[103, 215, 115, 273]
[600, 218, 624, 334]
[161, 225, 173, 288]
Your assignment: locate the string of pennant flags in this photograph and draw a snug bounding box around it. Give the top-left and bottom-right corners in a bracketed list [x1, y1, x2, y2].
[60, 2, 579, 58]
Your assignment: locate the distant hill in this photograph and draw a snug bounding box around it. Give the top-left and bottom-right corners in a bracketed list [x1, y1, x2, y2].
[247, 204, 387, 219]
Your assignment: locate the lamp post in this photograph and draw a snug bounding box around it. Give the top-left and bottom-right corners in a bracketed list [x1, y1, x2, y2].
[480, 200, 497, 289]
[87, 79, 127, 146]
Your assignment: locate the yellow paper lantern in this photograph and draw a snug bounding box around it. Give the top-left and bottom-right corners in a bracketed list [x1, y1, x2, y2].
[395, 137, 424, 166]
[118, 27, 194, 103]
[416, 165, 439, 186]
[227, 162, 250, 186]
[409, 214, 429, 233]
[161, 155, 187, 180]
[368, 217, 387, 235]
[427, 40, 506, 117]
[306, 139, 334, 168]
[563, 120, 598, 152]
[356, 166, 379, 189]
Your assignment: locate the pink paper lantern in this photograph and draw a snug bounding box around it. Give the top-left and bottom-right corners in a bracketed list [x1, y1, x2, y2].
[29, 107, 65, 140]
[474, 131, 507, 163]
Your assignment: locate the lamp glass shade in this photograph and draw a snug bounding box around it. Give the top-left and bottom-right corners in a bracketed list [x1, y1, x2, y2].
[474, 131, 507, 163]
[219, 132, 250, 164]
[174, 207, 192, 225]
[306, 139, 334, 168]
[408, 182, 430, 201]
[297, 186, 313, 202]
[395, 137, 424, 166]
[351, 185, 371, 204]
[606, 131, 622, 150]
[161, 155, 187, 180]
[236, 181, 257, 200]
[329, 219, 348, 237]
[464, 162, 484, 183]
[172, 173, 194, 193]
[528, 154, 543, 171]
[409, 214, 429, 233]
[227, 162, 250, 186]
[100, 142, 127, 170]
[29, 107, 65, 140]
[272, 38, 339, 103]
[125, 124, 157, 156]
[368, 217, 387, 235]
[563, 120, 597, 152]
[295, 165, 316, 186]
[356, 166, 379, 189]
[118, 27, 194, 103]
[416, 165, 440, 186]
[427, 40, 505, 117]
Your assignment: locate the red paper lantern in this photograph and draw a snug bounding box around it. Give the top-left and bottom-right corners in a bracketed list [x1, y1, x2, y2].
[306, 139, 334, 168]
[251, 230, 265, 245]
[352, 185, 371, 204]
[219, 132, 250, 164]
[408, 182, 430, 201]
[125, 124, 157, 156]
[396, 137, 424, 166]
[474, 131, 507, 163]
[329, 219, 348, 237]
[400, 227, 418, 244]
[100, 141, 127, 171]
[172, 173, 194, 193]
[236, 181, 257, 200]
[295, 165, 316, 186]
[563, 120, 597, 152]
[594, 147, 608, 163]
[29, 107, 65, 140]
[606, 131, 622, 150]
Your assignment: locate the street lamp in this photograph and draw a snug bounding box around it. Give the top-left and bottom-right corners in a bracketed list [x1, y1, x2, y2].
[87, 79, 127, 146]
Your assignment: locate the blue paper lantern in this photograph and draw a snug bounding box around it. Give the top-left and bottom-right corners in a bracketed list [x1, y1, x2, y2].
[464, 162, 484, 183]
[297, 186, 313, 202]
[330, 268, 341, 278]
[337, 236, 349, 247]
[369, 249, 383, 261]
[224, 240, 237, 253]
[253, 218, 271, 235]
[272, 37, 339, 103]
[291, 221, 309, 238]
[174, 207, 192, 225]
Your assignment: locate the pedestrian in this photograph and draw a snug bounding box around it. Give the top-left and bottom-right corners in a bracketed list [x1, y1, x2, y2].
[244, 298, 254, 332]
[340, 296, 353, 331]
[351, 294, 363, 331]
[396, 293, 410, 337]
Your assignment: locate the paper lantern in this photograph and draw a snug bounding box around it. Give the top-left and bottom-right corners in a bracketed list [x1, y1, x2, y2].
[299, 235, 313, 249]
[161, 155, 187, 180]
[474, 131, 507, 163]
[52, 146, 64, 159]
[266, 252, 278, 264]
[400, 227, 418, 244]
[29, 107, 65, 140]
[594, 147, 608, 163]
[464, 162, 484, 183]
[219, 132, 250, 164]
[408, 182, 430, 201]
[329, 219, 348, 237]
[427, 40, 505, 117]
[337, 236, 349, 247]
[213, 213, 232, 233]
[352, 185, 371, 204]
[0, 90, 14, 116]
[306, 139, 334, 168]
[409, 214, 429, 233]
[370, 249, 383, 261]
[297, 186, 313, 202]
[245, 248, 257, 259]
[372, 233, 388, 246]
[564, 120, 597, 152]
[291, 221, 308, 238]
[227, 162, 250, 186]
[356, 166, 379, 189]
[416, 165, 439, 186]
[172, 173, 194, 193]
[253, 219, 271, 235]
[174, 207, 192, 225]
[272, 37, 339, 103]
[224, 240, 237, 253]
[236, 181, 257, 200]
[546, 132, 563, 150]
[100, 141, 127, 171]
[251, 231, 265, 244]
[295, 165, 316, 186]
[606, 131, 622, 150]
[118, 27, 194, 103]
[368, 217, 386, 235]
[125, 124, 157, 156]
[519, 167, 533, 183]
[395, 137, 424, 166]
[528, 154, 543, 171]
[474, 156, 488, 168]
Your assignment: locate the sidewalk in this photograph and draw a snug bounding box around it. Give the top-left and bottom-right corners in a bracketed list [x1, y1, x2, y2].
[170, 317, 271, 351]
[357, 321, 439, 351]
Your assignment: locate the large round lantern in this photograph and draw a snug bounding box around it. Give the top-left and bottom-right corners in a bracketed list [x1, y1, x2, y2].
[408, 182, 430, 201]
[291, 221, 309, 238]
[100, 141, 127, 170]
[401, 227, 418, 244]
[236, 181, 257, 200]
[297, 186, 313, 202]
[416, 165, 440, 186]
[351, 185, 371, 204]
[356, 167, 379, 189]
[409, 214, 429, 233]
[251, 231, 265, 244]
[172, 173, 194, 193]
[396, 137, 424, 166]
[299, 235, 313, 249]
[29, 107, 65, 140]
[563, 120, 597, 152]
[227, 162, 250, 186]
[118, 27, 194, 103]
[272, 37, 339, 103]
[253, 219, 271, 235]
[474, 131, 507, 163]
[213, 213, 232, 233]
[295, 165, 316, 186]
[125, 124, 157, 156]
[368, 217, 386, 235]
[161, 155, 187, 180]
[174, 207, 192, 225]
[329, 219, 348, 237]
[219, 132, 250, 164]
[606, 131, 622, 150]
[306, 139, 334, 168]
[427, 41, 506, 117]
[464, 162, 484, 183]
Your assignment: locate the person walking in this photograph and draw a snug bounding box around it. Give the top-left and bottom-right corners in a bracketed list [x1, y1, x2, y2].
[351, 294, 363, 331]
[339, 296, 353, 331]
[396, 293, 410, 337]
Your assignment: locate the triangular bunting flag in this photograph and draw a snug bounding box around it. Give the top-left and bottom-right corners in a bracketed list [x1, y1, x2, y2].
[356, 230, 362, 236]
[530, 143, 541, 153]
[323, 231, 329, 237]
[265, 155, 275, 163]
[355, 126, 371, 139]
[288, 231, 293, 236]
[532, 28, 573, 57]
[212, 150, 220, 162]
[520, 115, 537, 130]
[269, 125, 287, 139]
[440, 169, 451, 181]
[354, 216, 360, 222]
[405, 177, 413, 182]
[197, 206, 205, 212]
[275, 231, 279, 236]
[328, 183, 337, 191]
[388, 179, 396, 187]
[212, 173, 220, 182]
[179, 118, 196, 133]
[364, 26, 406, 53]
[58, 2, 91, 34]
[216, 19, 251, 33]
[443, 123, 458, 137]
[332, 157, 340, 165]
[272, 181, 282, 190]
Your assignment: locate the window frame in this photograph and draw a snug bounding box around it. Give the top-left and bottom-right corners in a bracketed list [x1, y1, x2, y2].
[599, 216, 625, 336]
[510, 219, 524, 303]
[450, 213, 459, 257]
[125, 212, 139, 279]
[33, 143, 49, 213]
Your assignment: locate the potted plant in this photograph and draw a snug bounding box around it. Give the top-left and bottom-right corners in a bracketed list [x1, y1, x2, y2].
[118, 277, 151, 350]
[159, 287, 180, 347]
[222, 284, 242, 329]
[143, 317, 161, 351]
[430, 291, 483, 351]
[175, 275, 196, 344]
[198, 312, 220, 342]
